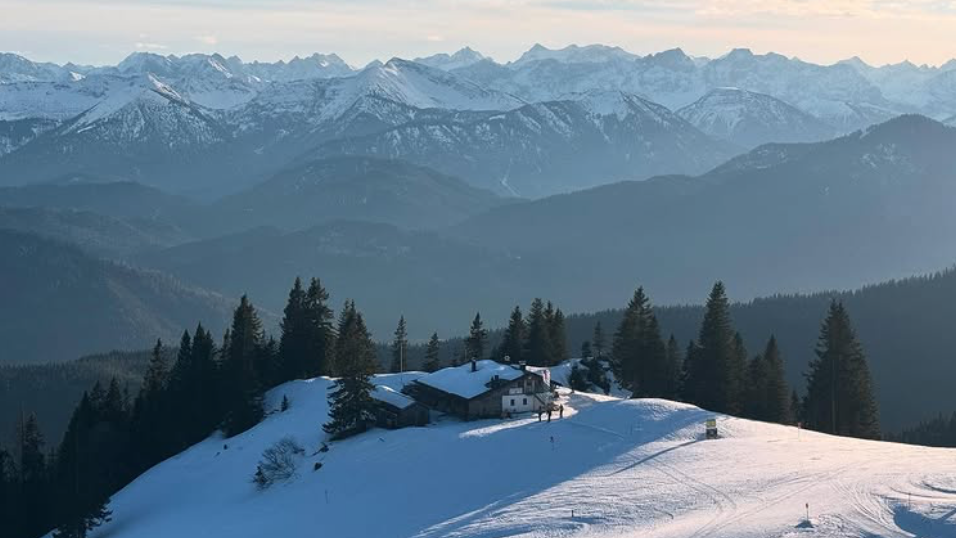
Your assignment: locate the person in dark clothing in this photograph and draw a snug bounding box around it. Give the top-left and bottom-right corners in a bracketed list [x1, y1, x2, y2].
[547, 408, 552, 422]
[559, 405, 564, 419]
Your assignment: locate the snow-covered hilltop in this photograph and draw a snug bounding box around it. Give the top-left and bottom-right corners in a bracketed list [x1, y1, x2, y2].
[88, 370, 956, 538]
[677, 88, 838, 148]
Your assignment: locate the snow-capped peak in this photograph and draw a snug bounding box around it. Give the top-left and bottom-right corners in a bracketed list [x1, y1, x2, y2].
[512, 43, 636, 66]
[677, 87, 836, 147]
[337, 57, 524, 114]
[562, 89, 658, 120]
[117, 52, 176, 76]
[415, 47, 487, 71]
[642, 48, 697, 70]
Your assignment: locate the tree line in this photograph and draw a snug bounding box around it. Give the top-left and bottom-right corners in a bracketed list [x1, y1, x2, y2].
[570, 283, 880, 437]
[0, 277, 357, 538]
[888, 413, 956, 448]
[0, 278, 882, 538]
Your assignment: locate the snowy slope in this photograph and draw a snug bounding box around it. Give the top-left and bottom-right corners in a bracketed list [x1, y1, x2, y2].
[454, 46, 918, 131]
[313, 90, 736, 197]
[85, 372, 956, 538]
[338, 58, 524, 113]
[677, 88, 837, 148]
[0, 53, 75, 83]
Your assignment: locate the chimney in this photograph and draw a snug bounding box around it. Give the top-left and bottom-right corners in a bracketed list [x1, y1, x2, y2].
[471, 359, 477, 372]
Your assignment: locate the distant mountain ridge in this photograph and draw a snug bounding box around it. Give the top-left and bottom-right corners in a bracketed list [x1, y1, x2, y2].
[209, 156, 507, 232]
[1, 46, 953, 198]
[0, 228, 233, 364]
[128, 116, 956, 342]
[677, 87, 837, 148]
[311, 90, 737, 197]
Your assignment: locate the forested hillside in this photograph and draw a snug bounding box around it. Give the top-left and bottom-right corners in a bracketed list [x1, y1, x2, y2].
[561, 269, 956, 430]
[0, 229, 234, 363]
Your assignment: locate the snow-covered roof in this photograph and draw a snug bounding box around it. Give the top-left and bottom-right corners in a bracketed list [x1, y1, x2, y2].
[415, 360, 537, 399]
[371, 384, 418, 410]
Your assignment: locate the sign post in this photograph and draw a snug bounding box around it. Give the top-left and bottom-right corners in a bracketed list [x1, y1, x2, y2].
[705, 418, 718, 439]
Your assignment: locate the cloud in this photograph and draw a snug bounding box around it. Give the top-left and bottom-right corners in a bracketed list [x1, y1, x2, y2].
[1, 0, 955, 67]
[135, 41, 168, 50]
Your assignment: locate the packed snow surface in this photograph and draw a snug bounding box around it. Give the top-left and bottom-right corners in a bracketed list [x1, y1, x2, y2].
[85, 371, 956, 538]
[371, 384, 419, 409]
[415, 359, 529, 398]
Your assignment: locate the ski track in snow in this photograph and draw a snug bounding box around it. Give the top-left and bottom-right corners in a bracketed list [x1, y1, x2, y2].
[79, 376, 956, 538]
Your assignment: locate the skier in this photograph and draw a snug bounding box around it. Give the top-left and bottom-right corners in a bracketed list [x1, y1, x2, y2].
[559, 404, 564, 419]
[547, 408, 552, 423]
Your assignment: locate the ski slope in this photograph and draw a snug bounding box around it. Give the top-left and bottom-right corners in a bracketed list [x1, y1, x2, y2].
[86, 372, 956, 538]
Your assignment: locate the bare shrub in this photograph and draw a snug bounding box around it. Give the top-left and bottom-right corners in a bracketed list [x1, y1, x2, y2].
[253, 437, 305, 490]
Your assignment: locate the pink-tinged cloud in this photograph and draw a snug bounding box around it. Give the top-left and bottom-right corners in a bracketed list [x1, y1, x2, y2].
[0, 0, 953, 66]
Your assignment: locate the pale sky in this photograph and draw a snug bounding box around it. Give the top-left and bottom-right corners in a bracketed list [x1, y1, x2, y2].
[2, 0, 955, 67]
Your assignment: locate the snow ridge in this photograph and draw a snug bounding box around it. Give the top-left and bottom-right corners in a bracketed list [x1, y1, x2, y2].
[80, 368, 956, 538]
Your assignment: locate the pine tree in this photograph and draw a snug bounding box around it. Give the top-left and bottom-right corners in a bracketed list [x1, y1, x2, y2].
[611, 288, 668, 398]
[190, 324, 221, 439]
[498, 306, 525, 363]
[611, 288, 648, 395]
[324, 301, 378, 439]
[568, 364, 590, 392]
[222, 296, 266, 437]
[641, 315, 670, 398]
[464, 312, 488, 362]
[142, 339, 169, 401]
[99, 378, 131, 489]
[278, 277, 308, 383]
[684, 282, 740, 413]
[16, 412, 50, 538]
[256, 336, 280, 390]
[592, 322, 606, 359]
[549, 307, 569, 364]
[580, 340, 593, 360]
[279, 278, 336, 382]
[53, 393, 112, 538]
[791, 390, 803, 425]
[745, 352, 769, 420]
[762, 336, 792, 424]
[423, 332, 442, 372]
[130, 340, 171, 468]
[804, 302, 880, 439]
[389, 316, 408, 373]
[663, 335, 683, 400]
[727, 332, 749, 415]
[524, 298, 554, 366]
[0, 446, 12, 538]
[682, 340, 702, 403]
[166, 330, 193, 450]
[304, 278, 336, 377]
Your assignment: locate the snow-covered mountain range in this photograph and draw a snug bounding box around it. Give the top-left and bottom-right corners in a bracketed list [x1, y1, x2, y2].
[1, 45, 954, 197]
[312, 90, 735, 196]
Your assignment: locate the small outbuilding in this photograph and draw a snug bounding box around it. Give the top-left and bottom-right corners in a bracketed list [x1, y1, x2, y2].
[404, 359, 553, 420]
[371, 385, 430, 429]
